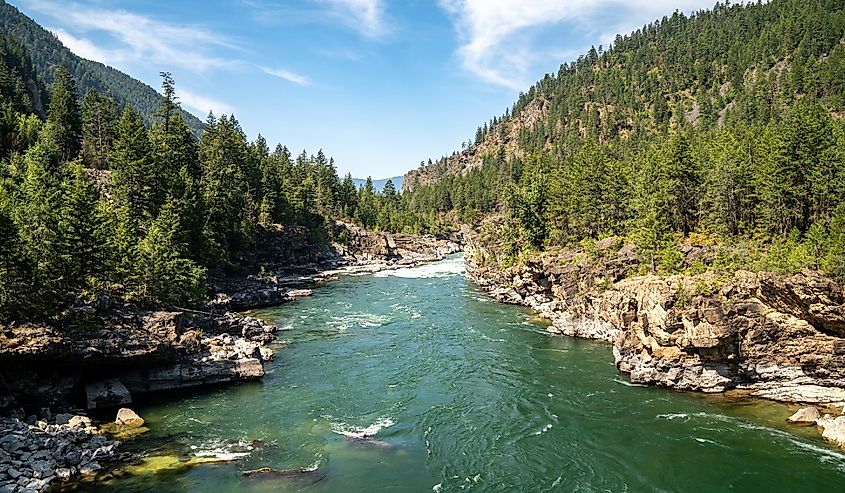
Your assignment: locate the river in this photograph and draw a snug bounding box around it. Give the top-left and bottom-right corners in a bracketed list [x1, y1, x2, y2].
[83, 255, 845, 492]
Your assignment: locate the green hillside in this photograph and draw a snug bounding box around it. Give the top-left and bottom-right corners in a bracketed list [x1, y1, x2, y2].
[398, 0, 845, 276]
[0, 0, 203, 131]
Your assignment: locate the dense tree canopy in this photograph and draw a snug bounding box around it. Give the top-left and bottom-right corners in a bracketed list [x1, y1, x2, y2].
[0, 41, 410, 322]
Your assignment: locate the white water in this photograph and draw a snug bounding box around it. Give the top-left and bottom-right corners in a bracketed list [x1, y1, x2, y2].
[374, 256, 465, 279]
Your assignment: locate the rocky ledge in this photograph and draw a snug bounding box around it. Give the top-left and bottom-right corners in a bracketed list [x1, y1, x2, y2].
[465, 238, 845, 447]
[0, 297, 279, 417]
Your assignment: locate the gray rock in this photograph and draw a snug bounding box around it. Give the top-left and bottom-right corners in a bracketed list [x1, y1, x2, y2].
[85, 379, 132, 409]
[55, 468, 72, 481]
[787, 406, 821, 425]
[6, 469, 21, 480]
[79, 462, 102, 475]
[53, 414, 73, 425]
[0, 434, 25, 453]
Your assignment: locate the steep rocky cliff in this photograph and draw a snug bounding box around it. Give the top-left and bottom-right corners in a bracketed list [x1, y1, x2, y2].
[401, 99, 549, 193]
[465, 234, 845, 444]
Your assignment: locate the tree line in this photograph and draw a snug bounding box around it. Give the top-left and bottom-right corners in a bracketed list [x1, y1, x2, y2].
[0, 44, 414, 322]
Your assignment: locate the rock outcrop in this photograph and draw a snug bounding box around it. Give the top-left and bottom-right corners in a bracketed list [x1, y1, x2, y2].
[465, 237, 845, 434]
[0, 299, 278, 417]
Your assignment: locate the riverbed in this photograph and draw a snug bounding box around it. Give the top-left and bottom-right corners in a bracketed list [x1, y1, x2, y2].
[81, 255, 845, 492]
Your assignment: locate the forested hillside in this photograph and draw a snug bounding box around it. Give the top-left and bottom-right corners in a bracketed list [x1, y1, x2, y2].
[0, 33, 417, 323]
[399, 0, 845, 277]
[0, 0, 203, 132]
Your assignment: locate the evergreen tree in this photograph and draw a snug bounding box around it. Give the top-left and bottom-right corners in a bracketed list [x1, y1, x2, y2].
[111, 105, 156, 226]
[135, 200, 206, 305]
[57, 162, 104, 290]
[43, 64, 82, 161]
[81, 89, 117, 169]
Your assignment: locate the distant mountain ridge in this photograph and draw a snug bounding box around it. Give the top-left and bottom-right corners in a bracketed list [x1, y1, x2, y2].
[0, 0, 204, 132]
[352, 176, 403, 193]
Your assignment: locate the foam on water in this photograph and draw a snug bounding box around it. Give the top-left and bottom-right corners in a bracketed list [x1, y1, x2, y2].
[327, 312, 392, 330]
[331, 418, 396, 439]
[613, 378, 648, 387]
[374, 256, 465, 279]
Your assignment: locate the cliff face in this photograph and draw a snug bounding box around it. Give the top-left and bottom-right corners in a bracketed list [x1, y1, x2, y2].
[465, 241, 845, 410]
[401, 99, 549, 193]
[0, 298, 277, 416]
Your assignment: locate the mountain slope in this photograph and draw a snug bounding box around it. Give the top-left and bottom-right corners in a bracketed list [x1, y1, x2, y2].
[0, 0, 203, 131]
[403, 0, 845, 194]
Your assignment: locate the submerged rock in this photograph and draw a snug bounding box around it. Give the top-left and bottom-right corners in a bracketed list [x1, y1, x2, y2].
[243, 466, 327, 486]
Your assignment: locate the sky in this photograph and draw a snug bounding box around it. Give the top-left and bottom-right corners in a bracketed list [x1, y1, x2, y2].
[14, 0, 719, 178]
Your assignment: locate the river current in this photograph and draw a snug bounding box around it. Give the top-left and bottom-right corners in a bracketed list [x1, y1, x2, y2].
[85, 255, 845, 492]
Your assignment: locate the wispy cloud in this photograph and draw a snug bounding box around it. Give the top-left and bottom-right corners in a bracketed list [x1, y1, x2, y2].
[50, 27, 118, 63]
[239, 0, 388, 39]
[438, 0, 717, 90]
[23, 0, 241, 73]
[262, 67, 311, 86]
[177, 88, 235, 116]
[315, 0, 388, 38]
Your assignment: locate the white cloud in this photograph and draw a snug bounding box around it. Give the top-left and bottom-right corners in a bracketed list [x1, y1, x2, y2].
[177, 88, 235, 116]
[438, 0, 718, 90]
[314, 0, 388, 38]
[50, 27, 117, 63]
[262, 67, 311, 86]
[23, 0, 240, 72]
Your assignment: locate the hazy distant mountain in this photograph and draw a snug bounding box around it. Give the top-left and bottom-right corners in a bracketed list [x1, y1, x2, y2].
[352, 176, 404, 193]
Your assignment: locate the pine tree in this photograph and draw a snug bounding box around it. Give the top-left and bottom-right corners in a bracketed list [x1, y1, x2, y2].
[57, 162, 104, 290]
[0, 207, 35, 319]
[17, 140, 64, 299]
[199, 114, 252, 253]
[135, 200, 206, 305]
[111, 105, 156, 226]
[81, 89, 117, 169]
[43, 64, 82, 162]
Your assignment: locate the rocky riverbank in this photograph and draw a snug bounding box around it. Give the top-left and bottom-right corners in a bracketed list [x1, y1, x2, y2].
[0, 413, 126, 493]
[465, 236, 845, 448]
[208, 221, 463, 312]
[0, 221, 464, 492]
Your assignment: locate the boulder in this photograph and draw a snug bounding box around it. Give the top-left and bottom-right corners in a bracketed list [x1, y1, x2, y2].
[115, 408, 144, 428]
[85, 379, 131, 409]
[818, 415, 845, 447]
[67, 416, 92, 429]
[787, 406, 821, 425]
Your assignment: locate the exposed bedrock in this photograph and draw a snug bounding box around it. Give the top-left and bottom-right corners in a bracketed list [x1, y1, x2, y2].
[0, 298, 278, 416]
[465, 242, 845, 412]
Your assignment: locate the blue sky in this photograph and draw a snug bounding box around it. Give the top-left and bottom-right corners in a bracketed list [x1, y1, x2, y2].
[15, 0, 718, 178]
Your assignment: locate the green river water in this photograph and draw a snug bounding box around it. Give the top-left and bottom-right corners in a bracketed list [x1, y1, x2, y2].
[82, 255, 845, 492]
